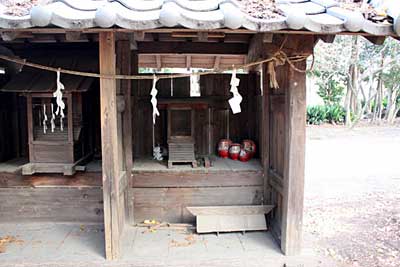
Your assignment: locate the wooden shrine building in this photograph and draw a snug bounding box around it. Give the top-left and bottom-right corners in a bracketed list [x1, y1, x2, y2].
[0, 0, 399, 264]
[1, 54, 99, 175]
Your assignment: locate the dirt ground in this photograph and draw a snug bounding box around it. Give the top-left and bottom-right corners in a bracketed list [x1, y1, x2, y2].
[305, 124, 400, 267]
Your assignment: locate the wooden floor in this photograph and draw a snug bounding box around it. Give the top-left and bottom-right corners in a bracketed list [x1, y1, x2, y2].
[0, 223, 323, 267]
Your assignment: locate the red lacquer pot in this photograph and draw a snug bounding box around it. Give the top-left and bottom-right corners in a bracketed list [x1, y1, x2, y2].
[218, 139, 232, 158]
[242, 139, 256, 158]
[229, 143, 241, 160]
[239, 148, 251, 162]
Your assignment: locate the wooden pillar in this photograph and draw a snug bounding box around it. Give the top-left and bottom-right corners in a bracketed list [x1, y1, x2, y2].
[281, 60, 306, 256]
[260, 64, 270, 205]
[99, 31, 122, 260]
[117, 40, 133, 183]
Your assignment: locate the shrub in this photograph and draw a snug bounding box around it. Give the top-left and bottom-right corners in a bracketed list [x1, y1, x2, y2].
[317, 77, 345, 106]
[307, 105, 345, 125]
[307, 105, 327, 125]
[325, 105, 345, 124]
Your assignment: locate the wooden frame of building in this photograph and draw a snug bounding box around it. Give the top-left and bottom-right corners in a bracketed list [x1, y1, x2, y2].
[0, 0, 399, 263]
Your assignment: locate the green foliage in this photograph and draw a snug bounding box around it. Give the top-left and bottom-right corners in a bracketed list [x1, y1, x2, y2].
[316, 75, 345, 106]
[307, 105, 345, 125]
[325, 105, 346, 124]
[307, 106, 327, 125]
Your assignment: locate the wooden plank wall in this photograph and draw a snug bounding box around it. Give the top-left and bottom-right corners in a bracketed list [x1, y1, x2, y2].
[132, 74, 259, 157]
[132, 185, 263, 223]
[264, 58, 307, 256]
[0, 187, 103, 223]
[130, 170, 264, 223]
[264, 63, 289, 244]
[0, 169, 103, 223]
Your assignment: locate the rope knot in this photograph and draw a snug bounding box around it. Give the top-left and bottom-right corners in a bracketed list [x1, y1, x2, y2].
[268, 51, 288, 89]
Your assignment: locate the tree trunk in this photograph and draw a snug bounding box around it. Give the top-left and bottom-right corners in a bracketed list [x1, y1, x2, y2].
[387, 87, 399, 123]
[345, 36, 359, 126]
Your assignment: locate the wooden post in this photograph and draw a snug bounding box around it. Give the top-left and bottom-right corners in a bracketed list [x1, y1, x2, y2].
[260, 64, 270, 205]
[281, 60, 306, 256]
[117, 40, 133, 184]
[99, 31, 121, 260]
[116, 38, 135, 224]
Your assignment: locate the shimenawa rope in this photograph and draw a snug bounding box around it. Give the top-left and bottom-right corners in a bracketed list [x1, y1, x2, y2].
[0, 51, 314, 88]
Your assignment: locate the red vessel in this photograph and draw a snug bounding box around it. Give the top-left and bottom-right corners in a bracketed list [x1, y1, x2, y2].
[218, 139, 232, 158]
[229, 143, 241, 160]
[242, 139, 256, 158]
[239, 148, 251, 162]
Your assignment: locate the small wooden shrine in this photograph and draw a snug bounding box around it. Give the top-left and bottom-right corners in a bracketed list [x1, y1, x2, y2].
[167, 106, 197, 168]
[1, 55, 98, 175]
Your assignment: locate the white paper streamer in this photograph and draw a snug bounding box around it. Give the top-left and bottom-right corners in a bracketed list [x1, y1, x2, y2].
[228, 69, 242, 114]
[150, 76, 160, 125]
[53, 69, 65, 131]
[153, 146, 163, 161]
[43, 104, 48, 134]
[50, 103, 55, 133]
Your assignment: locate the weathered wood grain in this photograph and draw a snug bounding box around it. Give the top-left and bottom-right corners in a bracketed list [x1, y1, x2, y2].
[0, 187, 103, 223]
[131, 186, 263, 223]
[99, 31, 122, 260]
[281, 60, 307, 256]
[0, 171, 101, 188]
[132, 170, 263, 188]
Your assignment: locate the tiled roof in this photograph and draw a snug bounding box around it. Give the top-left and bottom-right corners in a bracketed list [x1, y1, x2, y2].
[0, 0, 398, 36]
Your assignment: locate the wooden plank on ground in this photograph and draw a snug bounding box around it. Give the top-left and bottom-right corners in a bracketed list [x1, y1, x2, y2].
[187, 205, 273, 234]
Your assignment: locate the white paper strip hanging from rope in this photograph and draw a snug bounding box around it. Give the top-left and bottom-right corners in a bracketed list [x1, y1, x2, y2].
[53, 69, 66, 131]
[43, 104, 48, 134]
[150, 76, 160, 125]
[228, 69, 242, 114]
[50, 103, 55, 133]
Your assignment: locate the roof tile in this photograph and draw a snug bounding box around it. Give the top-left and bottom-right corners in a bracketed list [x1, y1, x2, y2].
[0, 0, 397, 36]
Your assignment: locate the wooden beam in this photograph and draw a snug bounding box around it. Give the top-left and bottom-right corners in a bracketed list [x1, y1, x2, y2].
[213, 56, 221, 71]
[247, 33, 269, 70]
[186, 55, 191, 70]
[197, 32, 208, 42]
[247, 33, 275, 62]
[0, 31, 33, 41]
[281, 59, 307, 256]
[65, 31, 82, 41]
[318, 34, 336, 43]
[171, 31, 225, 39]
[156, 55, 162, 70]
[138, 42, 248, 55]
[99, 31, 121, 260]
[134, 31, 145, 41]
[263, 33, 274, 43]
[364, 36, 386, 45]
